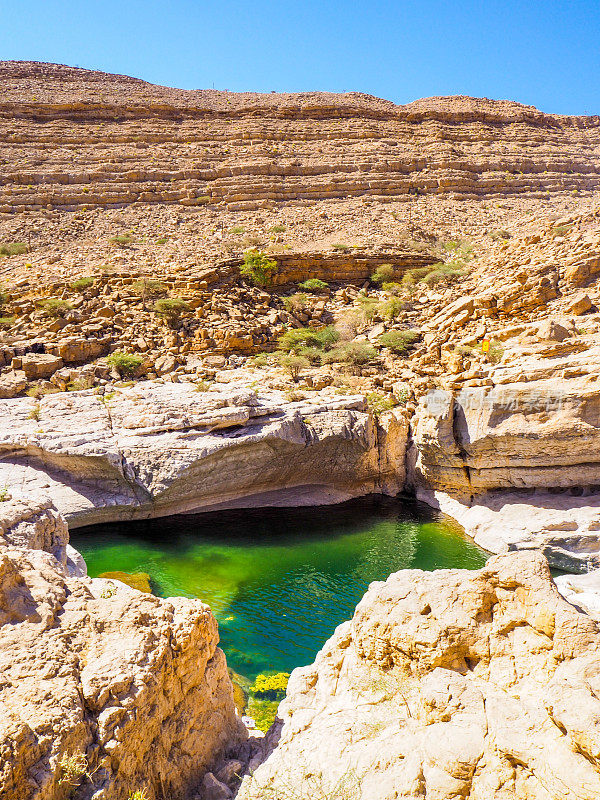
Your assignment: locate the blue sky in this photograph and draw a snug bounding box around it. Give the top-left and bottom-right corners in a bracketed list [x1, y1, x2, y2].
[2, 0, 599, 114]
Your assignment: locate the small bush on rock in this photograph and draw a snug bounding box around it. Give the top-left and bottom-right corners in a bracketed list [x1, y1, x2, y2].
[378, 330, 420, 355]
[153, 297, 192, 326]
[0, 242, 27, 257]
[323, 341, 377, 372]
[240, 250, 278, 287]
[58, 751, 90, 787]
[109, 233, 135, 247]
[38, 298, 73, 318]
[370, 264, 394, 285]
[278, 325, 340, 354]
[278, 353, 309, 381]
[106, 351, 144, 377]
[298, 278, 328, 293]
[70, 276, 95, 292]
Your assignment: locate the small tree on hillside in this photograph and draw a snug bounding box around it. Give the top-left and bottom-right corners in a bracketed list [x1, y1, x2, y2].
[240, 250, 278, 287]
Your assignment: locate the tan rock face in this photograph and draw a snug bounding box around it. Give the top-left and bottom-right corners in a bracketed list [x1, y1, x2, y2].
[0, 381, 404, 526]
[0, 481, 255, 798]
[239, 552, 600, 800]
[0, 506, 244, 800]
[410, 376, 600, 497]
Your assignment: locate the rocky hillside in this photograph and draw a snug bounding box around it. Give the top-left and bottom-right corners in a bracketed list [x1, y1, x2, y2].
[1, 61, 599, 216]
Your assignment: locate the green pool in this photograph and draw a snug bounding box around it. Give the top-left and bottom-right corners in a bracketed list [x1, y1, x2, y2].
[71, 496, 486, 681]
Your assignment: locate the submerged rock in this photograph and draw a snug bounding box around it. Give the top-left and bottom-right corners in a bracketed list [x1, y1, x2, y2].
[98, 569, 152, 593]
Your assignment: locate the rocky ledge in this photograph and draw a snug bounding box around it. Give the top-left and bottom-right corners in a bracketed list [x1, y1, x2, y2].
[240, 551, 600, 800]
[0, 500, 245, 800]
[0, 379, 406, 527]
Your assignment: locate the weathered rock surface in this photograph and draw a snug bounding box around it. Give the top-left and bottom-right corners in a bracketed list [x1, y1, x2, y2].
[0, 381, 405, 527]
[239, 552, 600, 800]
[0, 520, 244, 800]
[410, 377, 600, 498]
[420, 489, 600, 573]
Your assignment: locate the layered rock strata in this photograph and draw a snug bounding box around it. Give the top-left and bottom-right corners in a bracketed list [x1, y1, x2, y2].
[0, 381, 407, 527]
[239, 551, 600, 800]
[1, 62, 600, 215]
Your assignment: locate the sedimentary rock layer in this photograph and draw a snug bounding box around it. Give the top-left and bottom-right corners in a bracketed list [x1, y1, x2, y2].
[0, 381, 407, 527]
[239, 551, 600, 800]
[1, 62, 599, 214]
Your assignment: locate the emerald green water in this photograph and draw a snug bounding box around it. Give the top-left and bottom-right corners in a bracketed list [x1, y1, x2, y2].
[72, 496, 486, 681]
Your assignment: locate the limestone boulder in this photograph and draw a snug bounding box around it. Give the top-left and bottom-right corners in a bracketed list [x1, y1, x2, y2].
[0, 370, 26, 398]
[18, 353, 63, 380]
[239, 552, 600, 800]
[0, 541, 245, 800]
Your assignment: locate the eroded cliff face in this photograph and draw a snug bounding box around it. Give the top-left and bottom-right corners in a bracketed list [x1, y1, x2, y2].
[1, 62, 599, 215]
[0, 381, 406, 527]
[239, 552, 600, 800]
[0, 500, 245, 800]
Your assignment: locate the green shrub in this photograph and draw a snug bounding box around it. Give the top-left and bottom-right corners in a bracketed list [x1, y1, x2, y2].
[366, 391, 397, 417]
[70, 276, 95, 292]
[269, 224, 286, 233]
[251, 352, 270, 367]
[378, 330, 419, 355]
[421, 264, 465, 286]
[153, 297, 192, 326]
[247, 697, 280, 733]
[283, 292, 308, 313]
[109, 233, 135, 247]
[379, 297, 405, 320]
[381, 281, 403, 295]
[0, 242, 27, 256]
[240, 250, 278, 287]
[128, 791, 149, 800]
[323, 341, 376, 370]
[251, 672, 290, 700]
[58, 751, 90, 787]
[298, 278, 328, 293]
[230, 226, 245, 235]
[106, 351, 144, 377]
[132, 278, 168, 297]
[278, 353, 309, 381]
[133, 278, 168, 309]
[371, 264, 394, 285]
[0, 316, 14, 328]
[355, 296, 379, 324]
[278, 325, 340, 353]
[38, 298, 73, 318]
[487, 340, 504, 364]
[332, 243, 350, 252]
[298, 345, 323, 364]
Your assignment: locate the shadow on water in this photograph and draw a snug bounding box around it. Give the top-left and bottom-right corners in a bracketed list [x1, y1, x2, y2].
[71, 495, 486, 680]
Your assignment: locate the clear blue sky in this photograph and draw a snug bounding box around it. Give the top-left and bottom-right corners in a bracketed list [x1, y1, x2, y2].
[2, 0, 599, 115]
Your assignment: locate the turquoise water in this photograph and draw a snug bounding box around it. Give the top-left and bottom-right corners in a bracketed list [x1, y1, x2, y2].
[71, 496, 486, 680]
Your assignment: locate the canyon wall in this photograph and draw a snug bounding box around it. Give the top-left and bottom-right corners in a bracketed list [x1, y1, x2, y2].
[0, 381, 407, 527]
[1, 62, 600, 215]
[0, 500, 245, 800]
